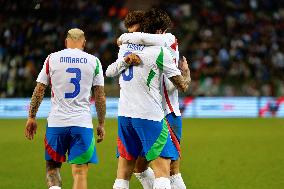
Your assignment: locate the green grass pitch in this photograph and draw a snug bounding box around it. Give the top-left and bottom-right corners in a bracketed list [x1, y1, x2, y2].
[0, 118, 283, 189]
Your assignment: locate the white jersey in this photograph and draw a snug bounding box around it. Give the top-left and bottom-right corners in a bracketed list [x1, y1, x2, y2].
[37, 48, 104, 128]
[118, 32, 181, 116]
[106, 44, 181, 121]
[104, 43, 132, 78]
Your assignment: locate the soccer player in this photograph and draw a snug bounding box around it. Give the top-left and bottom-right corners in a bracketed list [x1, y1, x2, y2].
[118, 10, 187, 189]
[119, 29, 187, 189]
[24, 28, 106, 189]
[124, 10, 145, 33]
[106, 9, 191, 189]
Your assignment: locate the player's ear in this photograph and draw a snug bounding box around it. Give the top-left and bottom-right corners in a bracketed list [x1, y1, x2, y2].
[156, 29, 162, 34]
[65, 39, 67, 48]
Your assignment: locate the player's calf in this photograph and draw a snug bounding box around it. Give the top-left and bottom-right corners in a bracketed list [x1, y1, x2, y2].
[151, 157, 171, 189]
[46, 160, 62, 189]
[170, 159, 180, 175]
[72, 164, 88, 189]
[134, 156, 149, 173]
[151, 157, 171, 178]
[113, 156, 136, 189]
[170, 159, 186, 188]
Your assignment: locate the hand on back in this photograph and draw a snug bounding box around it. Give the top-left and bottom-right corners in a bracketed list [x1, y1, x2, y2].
[124, 53, 141, 66]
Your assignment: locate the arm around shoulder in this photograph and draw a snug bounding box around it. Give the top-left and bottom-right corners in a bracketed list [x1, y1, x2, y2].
[169, 56, 191, 93]
[119, 32, 167, 46]
[105, 54, 141, 77]
[169, 70, 191, 93]
[105, 58, 129, 77]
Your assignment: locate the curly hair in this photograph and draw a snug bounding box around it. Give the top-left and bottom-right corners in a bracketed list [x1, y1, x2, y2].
[124, 10, 145, 29]
[141, 8, 172, 34]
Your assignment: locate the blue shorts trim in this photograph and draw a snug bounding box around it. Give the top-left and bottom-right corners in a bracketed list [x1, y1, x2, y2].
[117, 116, 179, 161]
[45, 126, 98, 164]
[166, 112, 182, 143]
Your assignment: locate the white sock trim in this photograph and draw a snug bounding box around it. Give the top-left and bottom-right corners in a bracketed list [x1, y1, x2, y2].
[49, 186, 61, 189]
[170, 173, 186, 189]
[170, 173, 182, 182]
[134, 167, 155, 189]
[154, 177, 171, 189]
[134, 167, 155, 180]
[113, 179, 129, 189]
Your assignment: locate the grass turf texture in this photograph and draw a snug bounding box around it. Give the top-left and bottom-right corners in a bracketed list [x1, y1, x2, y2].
[0, 118, 283, 189]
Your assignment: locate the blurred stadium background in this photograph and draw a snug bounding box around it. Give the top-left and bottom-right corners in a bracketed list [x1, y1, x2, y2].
[0, 0, 284, 189]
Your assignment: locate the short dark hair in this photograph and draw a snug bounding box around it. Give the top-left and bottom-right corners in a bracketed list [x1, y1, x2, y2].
[141, 8, 172, 34]
[124, 10, 145, 29]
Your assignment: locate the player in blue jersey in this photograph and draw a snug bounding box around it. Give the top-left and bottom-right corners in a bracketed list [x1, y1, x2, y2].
[25, 28, 106, 189]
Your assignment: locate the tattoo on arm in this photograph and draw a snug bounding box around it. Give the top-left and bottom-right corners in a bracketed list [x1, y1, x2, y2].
[93, 86, 106, 125]
[181, 68, 191, 86]
[29, 83, 47, 118]
[169, 69, 191, 93]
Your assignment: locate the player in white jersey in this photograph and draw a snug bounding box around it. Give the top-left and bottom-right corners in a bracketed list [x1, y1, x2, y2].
[119, 32, 187, 189]
[25, 28, 106, 189]
[107, 9, 191, 189]
[113, 10, 188, 189]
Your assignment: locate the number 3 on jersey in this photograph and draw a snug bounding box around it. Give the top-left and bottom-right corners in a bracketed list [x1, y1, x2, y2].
[65, 68, 81, 98]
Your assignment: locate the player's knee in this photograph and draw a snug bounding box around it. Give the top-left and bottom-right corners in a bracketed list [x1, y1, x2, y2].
[72, 164, 88, 179]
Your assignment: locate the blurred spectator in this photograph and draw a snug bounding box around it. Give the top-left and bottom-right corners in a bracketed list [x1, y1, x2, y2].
[0, 0, 127, 97]
[0, 0, 283, 97]
[159, 0, 284, 97]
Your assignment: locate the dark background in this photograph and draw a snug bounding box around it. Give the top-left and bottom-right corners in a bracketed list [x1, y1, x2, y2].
[0, 0, 283, 97]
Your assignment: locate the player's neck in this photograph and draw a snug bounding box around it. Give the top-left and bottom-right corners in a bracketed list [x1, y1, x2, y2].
[66, 41, 84, 50]
[67, 47, 83, 50]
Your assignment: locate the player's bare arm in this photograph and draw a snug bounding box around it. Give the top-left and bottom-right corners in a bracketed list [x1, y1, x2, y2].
[93, 85, 106, 143]
[25, 82, 47, 140]
[169, 56, 191, 93]
[118, 32, 169, 46]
